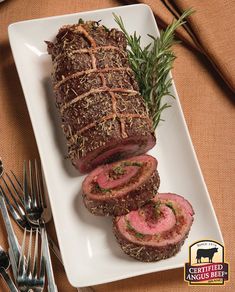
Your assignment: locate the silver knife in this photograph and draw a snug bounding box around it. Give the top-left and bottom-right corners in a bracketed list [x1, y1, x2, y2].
[41, 226, 58, 292]
[0, 193, 20, 280]
[8, 247, 17, 283]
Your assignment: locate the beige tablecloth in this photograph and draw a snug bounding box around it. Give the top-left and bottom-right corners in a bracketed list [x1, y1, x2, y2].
[0, 0, 234, 291]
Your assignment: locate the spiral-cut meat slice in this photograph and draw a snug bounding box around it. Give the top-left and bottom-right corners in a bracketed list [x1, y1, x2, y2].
[47, 21, 156, 173]
[113, 193, 194, 262]
[82, 155, 160, 216]
[97, 165, 139, 189]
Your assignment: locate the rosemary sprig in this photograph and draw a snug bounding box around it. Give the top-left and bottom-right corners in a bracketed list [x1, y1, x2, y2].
[113, 9, 193, 129]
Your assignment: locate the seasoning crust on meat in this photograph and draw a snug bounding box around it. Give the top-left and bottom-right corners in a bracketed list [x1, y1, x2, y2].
[47, 21, 156, 173]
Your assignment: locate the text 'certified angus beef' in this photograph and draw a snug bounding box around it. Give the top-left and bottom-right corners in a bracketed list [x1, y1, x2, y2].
[113, 193, 194, 262]
[47, 21, 156, 173]
[82, 155, 160, 216]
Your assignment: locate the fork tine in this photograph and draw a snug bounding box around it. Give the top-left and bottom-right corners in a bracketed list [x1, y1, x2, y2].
[6, 172, 24, 206]
[35, 160, 45, 209]
[23, 160, 31, 209]
[18, 228, 27, 276]
[40, 228, 46, 280]
[32, 228, 39, 278]
[29, 160, 33, 196]
[2, 173, 25, 214]
[26, 228, 33, 277]
[0, 184, 24, 221]
[17, 228, 45, 290]
[0, 184, 15, 212]
[10, 170, 23, 191]
[29, 160, 36, 207]
[23, 160, 27, 197]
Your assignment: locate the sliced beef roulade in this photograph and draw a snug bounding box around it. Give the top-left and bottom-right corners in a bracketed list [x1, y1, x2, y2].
[113, 193, 194, 262]
[82, 155, 160, 216]
[47, 21, 156, 173]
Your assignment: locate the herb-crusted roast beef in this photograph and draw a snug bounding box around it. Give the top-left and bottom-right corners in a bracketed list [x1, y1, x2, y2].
[113, 193, 194, 262]
[82, 155, 160, 216]
[47, 21, 156, 173]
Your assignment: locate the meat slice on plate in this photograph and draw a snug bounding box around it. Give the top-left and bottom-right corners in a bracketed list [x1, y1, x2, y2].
[82, 155, 160, 216]
[47, 21, 156, 173]
[113, 193, 194, 262]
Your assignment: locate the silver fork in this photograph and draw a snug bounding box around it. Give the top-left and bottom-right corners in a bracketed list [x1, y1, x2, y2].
[17, 228, 45, 292]
[23, 160, 45, 226]
[1, 161, 94, 292]
[0, 245, 18, 292]
[24, 160, 95, 292]
[23, 160, 58, 292]
[0, 172, 34, 231]
[0, 169, 62, 264]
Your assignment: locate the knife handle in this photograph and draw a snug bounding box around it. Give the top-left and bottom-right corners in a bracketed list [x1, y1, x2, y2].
[0, 267, 18, 292]
[0, 195, 20, 267]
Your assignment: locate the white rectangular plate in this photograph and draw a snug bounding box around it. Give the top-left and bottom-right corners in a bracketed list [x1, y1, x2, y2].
[8, 4, 223, 287]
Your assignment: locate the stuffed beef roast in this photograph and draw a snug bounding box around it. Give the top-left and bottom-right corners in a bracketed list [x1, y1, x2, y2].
[113, 193, 194, 262]
[82, 155, 160, 216]
[47, 21, 156, 173]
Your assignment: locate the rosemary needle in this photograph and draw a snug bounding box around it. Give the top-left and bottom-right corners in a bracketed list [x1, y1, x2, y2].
[114, 9, 194, 129]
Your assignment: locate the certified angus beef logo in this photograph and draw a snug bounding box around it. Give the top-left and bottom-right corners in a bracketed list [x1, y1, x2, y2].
[184, 240, 229, 285]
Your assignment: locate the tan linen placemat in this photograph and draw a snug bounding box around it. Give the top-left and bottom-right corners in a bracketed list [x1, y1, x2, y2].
[0, 0, 234, 291]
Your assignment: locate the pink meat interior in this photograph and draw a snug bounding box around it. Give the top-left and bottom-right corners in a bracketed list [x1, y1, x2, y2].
[75, 135, 156, 173]
[97, 165, 139, 189]
[115, 193, 194, 247]
[82, 154, 157, 200]
[156, 193, 194, 216]
[127, 205, 176, 235]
